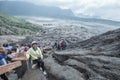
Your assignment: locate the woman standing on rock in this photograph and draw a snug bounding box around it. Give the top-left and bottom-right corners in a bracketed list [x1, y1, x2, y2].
[26, 41, 47, 75]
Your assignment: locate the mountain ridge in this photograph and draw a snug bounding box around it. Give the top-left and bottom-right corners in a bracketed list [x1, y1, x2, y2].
[0, 1, 74, 18]
[0, 1, 120, 26]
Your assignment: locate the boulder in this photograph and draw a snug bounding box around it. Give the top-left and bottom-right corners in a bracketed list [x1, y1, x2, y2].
[44, 56, 84, 80]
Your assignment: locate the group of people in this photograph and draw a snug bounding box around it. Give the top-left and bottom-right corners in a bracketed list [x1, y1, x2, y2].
[0, 39, 67, 80]
[0, 41, 47, 80]
[0, 43, 30, 80]
[53, 39, 67, 50]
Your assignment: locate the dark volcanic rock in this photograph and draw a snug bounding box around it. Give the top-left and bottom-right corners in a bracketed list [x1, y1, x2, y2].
[21, 28, 120, 80]
[72, 28, 120, 57]
[22, 69, 47, 80]
[64, 59, 108, 80]
[47, 50, 120, 80]
[44, 56, 84, 80]
[20, 26, 120, 80]
[72, 55, 120, 80]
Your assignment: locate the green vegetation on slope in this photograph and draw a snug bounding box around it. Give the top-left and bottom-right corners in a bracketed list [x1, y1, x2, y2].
[0, 13, 42, 35]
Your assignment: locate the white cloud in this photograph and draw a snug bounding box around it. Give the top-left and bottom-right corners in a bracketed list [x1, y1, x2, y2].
[3, 0, 120, 21]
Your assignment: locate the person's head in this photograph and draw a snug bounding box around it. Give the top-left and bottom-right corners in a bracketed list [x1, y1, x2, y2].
[11, 47, 17, 53]
[15, 44, 20, 48]
[0, 47, 6, 53]
[32, 41, 38, 48]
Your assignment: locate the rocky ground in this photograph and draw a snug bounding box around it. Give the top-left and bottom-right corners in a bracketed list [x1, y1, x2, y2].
[21, 28, 120, 80]
[72, 28, 120, 57]
[22, 17, 120, 48]
[41, 28, 120, 80]
[1, 17, 120, 80]
[44, 49, 120, 80]
[22, 69, 47, 80]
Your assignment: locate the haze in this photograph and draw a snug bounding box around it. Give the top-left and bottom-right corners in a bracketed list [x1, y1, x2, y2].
[1, 0, 120, 21]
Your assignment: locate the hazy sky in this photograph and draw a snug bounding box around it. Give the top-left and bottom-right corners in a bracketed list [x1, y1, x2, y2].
[3, 0, 120, 21]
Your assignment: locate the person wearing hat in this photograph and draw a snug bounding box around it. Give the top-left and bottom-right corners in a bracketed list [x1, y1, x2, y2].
[26, 41, 46, 75]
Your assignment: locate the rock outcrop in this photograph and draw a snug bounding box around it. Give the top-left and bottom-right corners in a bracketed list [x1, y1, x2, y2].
[22, 69, 47, 80]
[44, 55, 84, 80]
[43, 28, 120, 80]
[74, 28, 120, 57]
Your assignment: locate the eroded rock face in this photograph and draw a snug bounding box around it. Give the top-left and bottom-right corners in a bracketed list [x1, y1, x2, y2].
[22, 27, 120, 80]
[72, 28, 120, 57]
[64, 59, 108, 80]
[43, 49, 120, 80]
[22, 69, 47, 80]
[44, 56, 84, 80]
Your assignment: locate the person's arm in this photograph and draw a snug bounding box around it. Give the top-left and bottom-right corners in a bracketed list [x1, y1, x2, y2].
[26, 50, 30, 60]
[38, 48, 43, 59]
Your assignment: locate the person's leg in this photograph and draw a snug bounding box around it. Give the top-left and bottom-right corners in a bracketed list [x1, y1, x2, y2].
[38, 59, 45, 72]
[34, 59, 47, 75]
[15, 61, 27, 80]
[63, 45, 66, 50]
[32, 60, 38, 69]
[15, 66, 23, 79]
[60, 45, 63, 50]
[0, 74, 9, 80]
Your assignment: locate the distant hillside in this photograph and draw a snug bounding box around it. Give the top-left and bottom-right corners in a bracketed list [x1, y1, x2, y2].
[0, 1, 74, 18]
[0, 13, 42, 35]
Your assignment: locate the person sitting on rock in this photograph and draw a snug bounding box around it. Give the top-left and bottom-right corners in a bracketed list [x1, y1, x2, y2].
[26, 41, 47, 75]
[60, 39, 67, 50]
[57, 41, 61, 50]
[53, 40, 58, 50]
